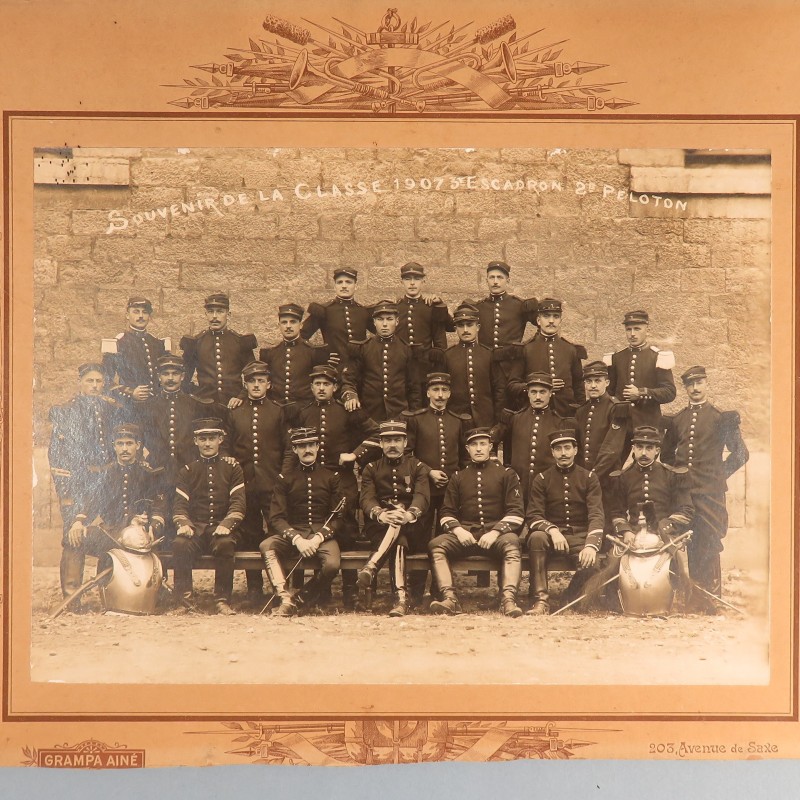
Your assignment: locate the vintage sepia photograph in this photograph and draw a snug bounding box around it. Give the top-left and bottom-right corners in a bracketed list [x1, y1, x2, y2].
[29, 144, 771, 687]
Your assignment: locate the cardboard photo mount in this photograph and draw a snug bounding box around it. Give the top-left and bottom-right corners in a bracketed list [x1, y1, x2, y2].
[0, 0, 797, 769]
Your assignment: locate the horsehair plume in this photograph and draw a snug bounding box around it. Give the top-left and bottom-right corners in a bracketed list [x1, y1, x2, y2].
[475, 15, 516, 44]
[263, 14, 310, 45]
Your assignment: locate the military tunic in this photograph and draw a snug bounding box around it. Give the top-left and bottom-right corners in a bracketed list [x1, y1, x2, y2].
[180, 328, 258, 404]
[171, 454, 247, 600]
[228, 396, 291, 556]
[300, 298, 374, 367]
[48, 395, 125, 528]
[575, 394, 629, 479]
[258, 337, 332, 405]
[526, 464, 605, 552]
[444, 341, 505, 427]
[474, 293, 538, 349]
[102, 329, 167, 398]
[506, 333, 587, 416]
[608, 461, 694, 534]
[292, 399, 381, 541]
[430, 461, 524, 594]
[604, 345, 676, 430]
[360, 454, 431, 552]
[59, 459, 166, 597]
[662, 403, 749, 594]
[135, 390, 221, 477]
[491, 406, 572, 504]
[343, 335, 421, 422]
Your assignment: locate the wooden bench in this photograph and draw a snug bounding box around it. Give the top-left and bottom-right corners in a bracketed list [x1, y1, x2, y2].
[157, 550, 591, 574]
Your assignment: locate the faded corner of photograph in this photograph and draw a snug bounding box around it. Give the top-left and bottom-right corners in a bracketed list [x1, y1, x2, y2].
[30, 145, 770, 687]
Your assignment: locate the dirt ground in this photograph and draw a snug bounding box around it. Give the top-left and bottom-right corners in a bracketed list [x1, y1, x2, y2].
[30, 550, 769, 686]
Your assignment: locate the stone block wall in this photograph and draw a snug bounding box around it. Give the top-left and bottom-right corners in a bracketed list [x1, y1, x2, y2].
[31, 146, 771, 562]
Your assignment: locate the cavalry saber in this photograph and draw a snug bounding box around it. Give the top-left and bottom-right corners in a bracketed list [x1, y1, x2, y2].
[259, 497, 346, 616]
[49, 568, 113, 620]
[549, 574, 619, 616]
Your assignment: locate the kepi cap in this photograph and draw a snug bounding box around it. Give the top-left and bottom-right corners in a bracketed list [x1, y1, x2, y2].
[548, 428, 577, 447]
[241, 360, 270, 380]
[631, 425, 662, 445]
[453, 302, 480, 323]
[333, 267, 358, 280]
[78, 362, 105, 378]
[204, 292, 230, 309]
[526, 371, 553, 388]
[400, 262, 425, 278]
[583, 360, 609, 379]
[372, 299, 399, 317]
[681, 365, 707, 384]
[623, 310, 649, 325]
[112, 423, 143, 441]
[290, 427, 320, 446]
[538, 298, 563, 314]
[278, 303, 304, 320]
[127, 295, 153, 314]
[378, 420, 407, 437]
[156, 354, 184, 372]
[486, 260, 510, 276]
[426, 372, 451, 387]
[309, 364, 339, 383]
[465, 427, 493, 443]
[192, 417, 225, 435]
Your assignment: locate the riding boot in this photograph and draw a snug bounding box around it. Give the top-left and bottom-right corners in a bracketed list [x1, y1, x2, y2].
[428, 550, 461, 615]
[60, 546, 86, 598]
[262, 551, 296, 616]
[341, 571, 358, 610]
[500, 550, 523, 618]
[526, 548, 550, 615]
[388, 546, 407, 617]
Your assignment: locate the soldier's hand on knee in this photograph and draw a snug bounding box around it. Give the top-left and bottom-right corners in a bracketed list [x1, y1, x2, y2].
[549, 527, 568, 552]
[578, 546, 597, 568]
[379, 509, 405, 526]
[67, 521, 87, 547]
[478, 530, 499, 549]
[177, 524, 195, 538]
[454, 526, 474, 546]
[227, 397, 244, 409]
[213, 525, 231, 538]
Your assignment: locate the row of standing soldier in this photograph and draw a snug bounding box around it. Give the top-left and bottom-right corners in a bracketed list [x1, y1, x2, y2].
[48, 261, 749, 615]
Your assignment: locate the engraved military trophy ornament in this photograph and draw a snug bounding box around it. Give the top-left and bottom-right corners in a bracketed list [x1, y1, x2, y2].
[169, 9, 635, 113]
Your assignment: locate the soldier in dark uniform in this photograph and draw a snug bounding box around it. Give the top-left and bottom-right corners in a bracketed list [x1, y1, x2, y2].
[505, 298, 587, 417]
[171, 418, 247, 614]
[474, 261, 538, 351]
[49, 363, 125, 550]
[101, 295, 168, 403]
[444, 302, 505, 428]
[300, 268, 374, 369]
[59, 423, 166, 601]
[260, 427, 344, 616]
[342, 300, 421, 421]
[428, 428, 525, 617]
[180, 293, 258, 408]
[395, 262, 452, 406]
[293, 364, 382, 608]
[227, 360, 291, 603]
[135, 354, 223, 480]
[603, 310, 676, 434]
[402, 372, 472, 604]
[490, 373, 573, 505]
[525, 429, 606, 614]
[661, 366, 749, 605]
[358, 420, 431, 617]
[258, 303, 333, 406]
[575, 361, 630, 519]
[608, 425, 694, 545]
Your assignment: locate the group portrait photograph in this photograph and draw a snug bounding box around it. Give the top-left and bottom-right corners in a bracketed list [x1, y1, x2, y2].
[28, 144, 771, 687]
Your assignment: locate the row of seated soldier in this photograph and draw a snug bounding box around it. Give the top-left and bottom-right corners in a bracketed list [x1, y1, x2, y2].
[47, 260, 749, 616]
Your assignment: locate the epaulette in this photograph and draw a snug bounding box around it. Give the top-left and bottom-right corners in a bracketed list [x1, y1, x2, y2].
[447, 410, 473, 422]
[116, 332, 125, 340]
[661, 463, 688, 474]
[609, 400, 630, 422]
[654, 347, 675, 369]
[507, 293, 523, 301]
[401, 408, 427, 417]
[602, 352, 614, 366]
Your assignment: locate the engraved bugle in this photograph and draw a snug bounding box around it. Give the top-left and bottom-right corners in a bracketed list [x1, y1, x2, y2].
[288, 50, 425, 112]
